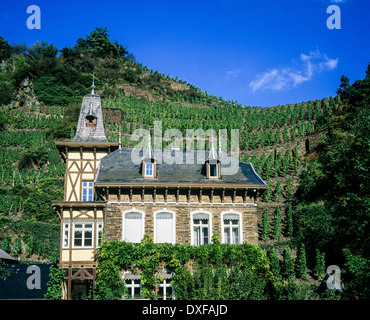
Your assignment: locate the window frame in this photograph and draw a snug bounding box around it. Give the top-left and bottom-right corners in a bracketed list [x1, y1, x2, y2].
[72, 220, 94, 249]
[145, 162, 154, 177]
[221, 211, 242, 244]
[81, 181, 94, 202]
[191, 211, 212, 246]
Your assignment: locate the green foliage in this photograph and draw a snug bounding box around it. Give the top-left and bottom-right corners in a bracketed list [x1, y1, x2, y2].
[293, 203, 335, 255]
[44, 265, 65, 300]
[286, 203, 293, 237]
[261, 208, 270, 240]
[283, 246, 295, 279]
[294, 67, 370, 269]
[268, 247, 280, 280]
[314, 249, 326, 278]
[28, 41, 59, 58]
[274, 179, 282, 201]
[275, 279, 314, 300]
[95, 238, 276, 300]
[272, 207, 281, 240]
[12, 178, 63, 222]
[342, 249, 370, 299]
[297, 243, 307, 280]
[73, 27, 129, 59]
[0, 216, 59, 261]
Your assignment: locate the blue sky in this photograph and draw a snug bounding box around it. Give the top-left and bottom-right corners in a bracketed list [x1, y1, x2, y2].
[1, 0, 369, 107]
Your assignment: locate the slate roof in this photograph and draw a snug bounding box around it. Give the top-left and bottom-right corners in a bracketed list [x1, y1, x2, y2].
[95, 148, 267, 187]
[0, 249, 17, 263]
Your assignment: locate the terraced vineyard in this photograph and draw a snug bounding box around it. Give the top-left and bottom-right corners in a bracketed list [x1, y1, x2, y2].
[101, 93, 336, 253]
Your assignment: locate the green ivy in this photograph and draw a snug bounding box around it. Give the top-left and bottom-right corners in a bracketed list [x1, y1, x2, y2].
[95, 235, 277, 300]
[44, 265, 65, 300]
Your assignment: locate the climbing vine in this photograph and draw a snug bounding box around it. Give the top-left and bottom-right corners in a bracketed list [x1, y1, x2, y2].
[95, 235, 277, 300]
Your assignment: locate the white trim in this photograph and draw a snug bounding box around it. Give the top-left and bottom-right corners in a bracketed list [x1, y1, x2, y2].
[122, 209, 145, 243]
[153, 209, 176, 244]
[144, 162, 154, 177]
[221, 210, 242, 244]
[62, 219, 70, 249]
[94, 158, 102, 183]
[190, 210, 212, 246]
[96, 219, 104, 248]
[107, 201, 257, 206]
[72, 220, 94, 249]
[249, 162, 267, 185]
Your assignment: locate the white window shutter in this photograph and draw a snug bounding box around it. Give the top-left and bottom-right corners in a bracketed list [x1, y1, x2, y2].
[155, 213, 174, 243]
[125, 212, 143, 243]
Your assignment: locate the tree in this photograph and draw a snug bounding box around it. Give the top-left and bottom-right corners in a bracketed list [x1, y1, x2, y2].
[314, 249, 326, 279]
[0, 36, 12, 61]
[74, 27, 129, 59]
[272, 207, 282, 239]
[28, 41, 59, 58]
[297, 244, 307, 280]
[336, 75, 350, 96]
[274, 179, 282, 201]
[286, 203, 293, 237]
[268, 247, 280, 279]
[283, 246, 295, 279]
[261, 208, 270, 240]
[295, 66, 370, 260]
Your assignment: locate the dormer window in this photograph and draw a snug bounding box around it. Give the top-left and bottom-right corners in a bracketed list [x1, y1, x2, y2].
[209, 163, 218, 178]
[145, 163, 154, 177]
[207, 162, 220, 179]
[142, 132, 156, 179]
[206, 138, 220, 179]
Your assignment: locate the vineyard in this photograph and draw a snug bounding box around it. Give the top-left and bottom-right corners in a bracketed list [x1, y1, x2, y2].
[0, 83, 334, 266]
[1, 28, 368, 300]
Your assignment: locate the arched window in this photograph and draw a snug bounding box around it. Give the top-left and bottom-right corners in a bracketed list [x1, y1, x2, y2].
[122, 210, 145, 243]
[191, 211, 212, 246]
[221, 211, 242, 244]
[154, 211, 175, 244]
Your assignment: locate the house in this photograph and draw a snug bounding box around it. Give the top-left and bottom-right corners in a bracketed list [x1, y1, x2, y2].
[52, 83, 267, 299]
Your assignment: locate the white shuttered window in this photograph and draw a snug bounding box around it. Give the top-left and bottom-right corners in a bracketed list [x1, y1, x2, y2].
[123, 211, 144, 243]
[155, 212, 175, 244]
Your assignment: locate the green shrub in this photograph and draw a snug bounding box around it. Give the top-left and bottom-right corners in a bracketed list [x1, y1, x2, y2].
[95, 238, 277, 300]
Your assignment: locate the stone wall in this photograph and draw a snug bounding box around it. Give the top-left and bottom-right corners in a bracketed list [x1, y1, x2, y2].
[104, 202, 258, 245]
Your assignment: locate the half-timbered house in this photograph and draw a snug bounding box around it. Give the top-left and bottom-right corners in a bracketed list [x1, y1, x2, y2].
[52, 84, 267, 299]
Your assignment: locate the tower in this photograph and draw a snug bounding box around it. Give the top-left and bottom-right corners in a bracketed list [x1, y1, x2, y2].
[52, 79, 118, 299]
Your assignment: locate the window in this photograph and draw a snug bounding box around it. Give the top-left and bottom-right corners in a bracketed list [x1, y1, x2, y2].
[123, 211, 144, 243]
[73, 221, 93, 248]
[154, 212, 175, 244]
[62, 220, 70, 248]
[192, 212, 211, 246]
[125, 279, 142, 299]
[96, 220, 103, 247]
[222, 213, 241, 244]
[82, 182, 94, 201]
[209, 163, 218, 178]
[157, 279, 175, 300]
[145, 163, 153, 177]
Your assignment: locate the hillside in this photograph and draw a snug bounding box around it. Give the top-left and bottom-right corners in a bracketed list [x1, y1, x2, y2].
[0, 28, 369, 300]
